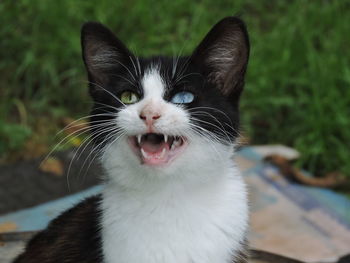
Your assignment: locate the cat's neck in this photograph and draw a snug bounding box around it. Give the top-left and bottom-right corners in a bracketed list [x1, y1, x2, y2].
[100, 161, 248, 263]
[103, 152, 235, 193]
[103, 162, 235, 204]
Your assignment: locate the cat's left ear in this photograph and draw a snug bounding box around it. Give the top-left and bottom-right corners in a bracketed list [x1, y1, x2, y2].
[81, 22, 134, 86]
[191, 17, 250, 99]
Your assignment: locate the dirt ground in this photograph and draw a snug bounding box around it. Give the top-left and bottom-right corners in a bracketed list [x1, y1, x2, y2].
[0, 147, 101, 214]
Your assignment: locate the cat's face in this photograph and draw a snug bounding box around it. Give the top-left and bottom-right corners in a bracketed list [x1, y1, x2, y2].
[81, 17, 249, 184]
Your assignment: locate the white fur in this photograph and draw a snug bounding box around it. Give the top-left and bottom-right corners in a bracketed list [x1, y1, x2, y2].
[142, 67, 165, 98]
[100, 67, 248, 263]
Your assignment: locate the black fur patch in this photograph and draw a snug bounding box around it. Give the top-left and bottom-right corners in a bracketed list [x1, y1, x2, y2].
[14, 196, 103, 263]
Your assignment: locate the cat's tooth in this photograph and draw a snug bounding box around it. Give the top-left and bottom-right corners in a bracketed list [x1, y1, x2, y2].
[164, 134, 168, 143]
[160, 148, 166, 158]
[137, 134, 142, 144]
[141, 148, 148, 159]
[173, 138, 181, 147]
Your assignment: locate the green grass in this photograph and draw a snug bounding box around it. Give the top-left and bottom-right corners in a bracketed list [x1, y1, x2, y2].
[0, 0, 349, 177]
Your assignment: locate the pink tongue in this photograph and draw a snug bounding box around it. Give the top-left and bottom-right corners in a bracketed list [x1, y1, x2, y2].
[140, 141, 171, 165]
[140, 141, 169, 153]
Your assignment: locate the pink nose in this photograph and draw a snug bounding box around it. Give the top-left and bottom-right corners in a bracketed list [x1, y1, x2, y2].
[139, 111, 161, 126]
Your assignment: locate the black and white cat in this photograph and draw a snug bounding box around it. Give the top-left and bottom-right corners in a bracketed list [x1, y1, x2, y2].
[14, 16, 250, 263]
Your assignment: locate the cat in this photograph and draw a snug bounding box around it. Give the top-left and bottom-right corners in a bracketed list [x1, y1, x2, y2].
[14, 16, 250, 263]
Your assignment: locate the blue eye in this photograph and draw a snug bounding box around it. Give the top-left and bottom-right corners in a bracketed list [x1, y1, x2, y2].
[171, 91, 194, 104]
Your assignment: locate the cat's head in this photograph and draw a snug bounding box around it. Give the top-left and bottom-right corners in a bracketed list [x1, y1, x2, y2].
[81, 17, 249, 185]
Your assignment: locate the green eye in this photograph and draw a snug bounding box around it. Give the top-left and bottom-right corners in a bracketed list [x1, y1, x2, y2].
[120, 91, 139, 104]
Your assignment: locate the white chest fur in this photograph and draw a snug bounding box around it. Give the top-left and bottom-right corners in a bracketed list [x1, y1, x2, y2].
[101, 166, 248, 263]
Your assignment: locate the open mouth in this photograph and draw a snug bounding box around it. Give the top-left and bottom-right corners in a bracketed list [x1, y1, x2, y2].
[128, 133, 187, 166]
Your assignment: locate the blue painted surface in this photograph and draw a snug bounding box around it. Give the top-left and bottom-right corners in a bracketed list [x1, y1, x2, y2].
[0, 185, 102, 232]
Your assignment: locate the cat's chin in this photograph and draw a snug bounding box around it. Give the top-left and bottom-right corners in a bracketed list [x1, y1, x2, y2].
[127, 133, 188, 166]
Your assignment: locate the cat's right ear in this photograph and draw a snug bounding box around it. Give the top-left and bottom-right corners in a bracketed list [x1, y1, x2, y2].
[190, 17, 250, 100]
[81, 22, 133, 86]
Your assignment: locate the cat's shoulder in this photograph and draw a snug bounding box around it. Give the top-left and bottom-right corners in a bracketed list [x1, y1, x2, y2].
[14, 195, 103, 263]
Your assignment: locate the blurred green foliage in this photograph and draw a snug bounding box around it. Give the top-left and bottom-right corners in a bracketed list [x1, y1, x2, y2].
[0, 0, 349, 176]
[0, 121, 31, 154]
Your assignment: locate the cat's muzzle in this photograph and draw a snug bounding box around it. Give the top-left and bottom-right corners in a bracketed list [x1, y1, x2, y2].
[127, 133, 188, 166]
